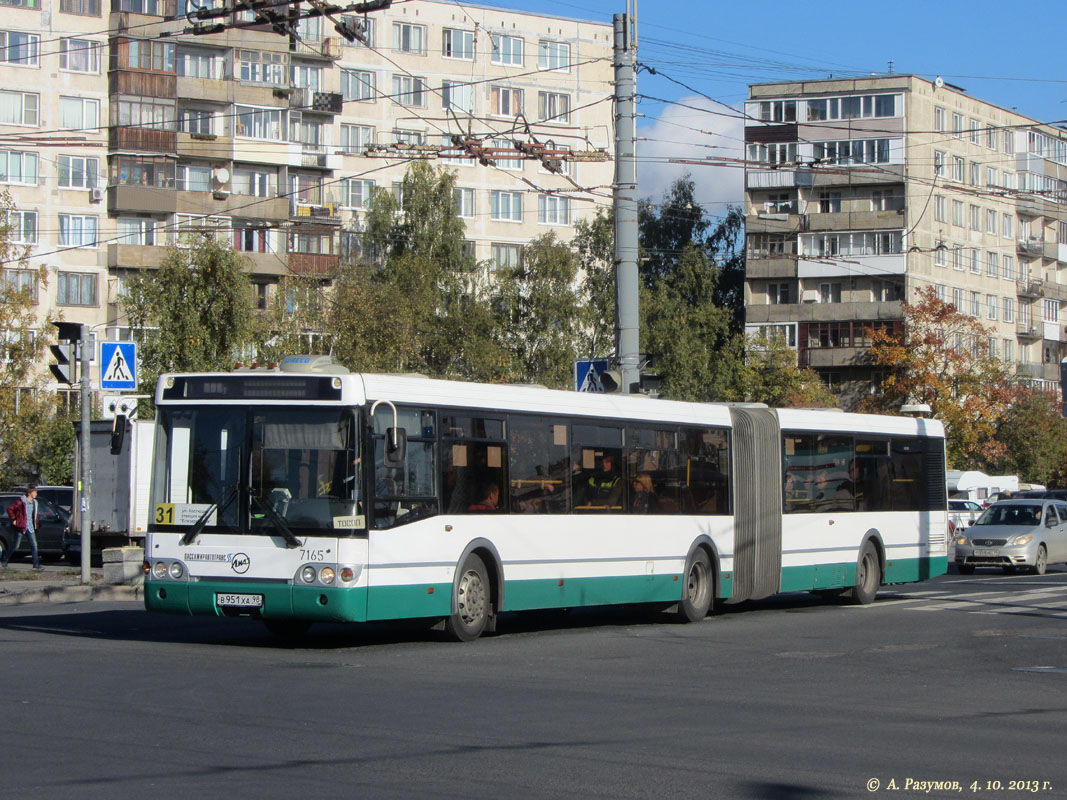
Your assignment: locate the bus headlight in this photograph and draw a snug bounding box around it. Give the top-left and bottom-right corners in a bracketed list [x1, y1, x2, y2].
[318, 567, 336, 584]
[301, 566, 317, 584]
[168, 561, 185, 580]
[153, 561, 168, 579]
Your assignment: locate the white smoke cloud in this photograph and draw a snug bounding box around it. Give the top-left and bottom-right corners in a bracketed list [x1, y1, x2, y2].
[636, 95, 745, 215]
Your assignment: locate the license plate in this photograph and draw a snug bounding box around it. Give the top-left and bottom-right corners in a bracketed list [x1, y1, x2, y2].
[974, 549, 999, 557]
[217, 593, 263, 608]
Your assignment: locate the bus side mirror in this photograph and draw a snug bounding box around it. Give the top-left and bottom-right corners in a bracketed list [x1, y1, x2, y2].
[384, 427, 406, 468]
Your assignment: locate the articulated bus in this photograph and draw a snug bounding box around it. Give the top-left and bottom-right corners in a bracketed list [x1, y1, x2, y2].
[143, 355, 948, 640]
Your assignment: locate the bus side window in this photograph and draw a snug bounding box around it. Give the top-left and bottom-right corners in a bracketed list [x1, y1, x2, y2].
[508, 416, 570, 514]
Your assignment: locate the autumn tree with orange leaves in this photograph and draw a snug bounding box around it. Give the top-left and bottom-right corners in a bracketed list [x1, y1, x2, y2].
[859, 286, 1014, 468]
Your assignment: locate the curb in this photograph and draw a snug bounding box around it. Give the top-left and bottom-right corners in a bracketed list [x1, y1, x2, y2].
[0, 583, 142, 606]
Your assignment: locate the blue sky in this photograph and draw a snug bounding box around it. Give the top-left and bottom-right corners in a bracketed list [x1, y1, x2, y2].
[475, 0, 1067, 213]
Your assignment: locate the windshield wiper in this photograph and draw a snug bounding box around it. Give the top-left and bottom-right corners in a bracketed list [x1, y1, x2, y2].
[181, 483, 240, 546]
[250, 491, 302, 548]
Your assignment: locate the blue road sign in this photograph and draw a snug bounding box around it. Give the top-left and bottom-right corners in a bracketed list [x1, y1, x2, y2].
[574, 358, 610, 392]
[100, 342, 137, 390]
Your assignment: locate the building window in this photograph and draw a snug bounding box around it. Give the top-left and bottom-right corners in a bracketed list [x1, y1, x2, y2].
[440, 135, 473, 166]
[952, 288, 963, 310]
[116, 217, 157, 245]
[538, 91, 571, 123]
[342, 178, 375, 209]
[759, 99, 797, 122]
[818, 282, 841, 303]
[2, 268, 37, 302]
[491, 243, 522, 271]
[934, 241, 946, 267]
[58, 155, 98, 188]
[986, 126, 997, 150]
[768, 282, 790, 304]
[340, 124, 374, 153]
[234, 106, 284, 140]
[179, 109, 213, 135]
[934, 151, 945, 178]
[987, 295, 998, 320]
[6, 210, 36, 244]
[538, 40, 570, 71]
[935, 284, 947, 302]
[442, 28, 474, 60]
[111, 154, 175, 187]
[392, 22, 426, 55]
[290, 62, 322, 92]
[969, 119, 980, 144]
[120, 38, 175, 72]
[453, 187, 474, 218]
[812, 138, 891, 165]
[59, 96, 99, 131]
[490, 191, 523, 222]
[491, 85, 522, 117]
[934, 195, 946, 222]
[1044, 299, 1059, 323]
[871, 189, 900, 212]
[177, 164, 211, 192]
[57, 272, 97, 306]
[176, 46, 222, 79]
[289, 112, 325, 150]
[234, 224, 270, 253]
[0, 31, 39, 66]
[986, 209, 997, 235]
[1003, 255, 1015, 281]
[970, 161, 980, 186]
[58, 214, 98, 247]
[0, 91, 38, 126]
[538, 194, 570, 225]
[237, 49, 288, 86]
[952, 201, 964, 227]
[969, 205, 980, 232]
[952, 156, 964, 182]
[491, 34, 523, 65]
[60, 0, 100, 13]
[340, 69, 375, 101]
[970, 249, 980, 274]
[0, 150, 38, 185]
[491, 138, 522, 170]
[987, 251, 999, 277]
[391, 75, 426, 107]
[818, 192, 841, 213]
[970, 292, 980, 317]
[232, 166, 276, 197]
[934, 107, 944, 133]
[1003, 297, 1014, 323]
[952, 113, 963, 138]
[1003, 338, 1013, 363]
[442, 81, 474, 114]
[1003, 130, 1014, 154]
[59, 38, 100, 72]
[1002, 213, 1013, 239]
[392, 129, 424, 146]
[953, 246, 963, 271]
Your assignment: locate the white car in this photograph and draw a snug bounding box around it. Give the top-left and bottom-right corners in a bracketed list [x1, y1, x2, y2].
[948, 499, 982, 533]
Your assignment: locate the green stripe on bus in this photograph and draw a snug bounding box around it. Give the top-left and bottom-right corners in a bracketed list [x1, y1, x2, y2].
[144, 580, 370, 622]
[503, 573, 683, 610]
[778, 556, 947, 593]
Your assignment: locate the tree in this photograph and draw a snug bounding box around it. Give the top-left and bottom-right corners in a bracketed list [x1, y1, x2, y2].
[638, 177, 745, 402]
[122, 233, 256, 393]
[860, 286, 1013, 467]
[493, 232, 588, 388]
[0, 191, 74, 486]
[333, 161, 507, 380]
[986, 385, 1067, 486]
[570, 208, 615, 360]
[740, 334, 838, 408]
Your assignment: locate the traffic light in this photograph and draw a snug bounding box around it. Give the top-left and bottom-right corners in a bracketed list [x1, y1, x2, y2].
[49, 321, 82, 386]
[49, 342, 75, 385]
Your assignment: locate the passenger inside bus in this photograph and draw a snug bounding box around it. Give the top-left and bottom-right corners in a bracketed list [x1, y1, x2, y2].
[468, 483, 500, 512]
[581, 453, 623, 509]
[631, 473, 655, 513]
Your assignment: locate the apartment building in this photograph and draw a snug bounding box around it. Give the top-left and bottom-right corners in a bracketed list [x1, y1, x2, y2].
[0, 0, 614, 390]
[743, 75, 1067, 407]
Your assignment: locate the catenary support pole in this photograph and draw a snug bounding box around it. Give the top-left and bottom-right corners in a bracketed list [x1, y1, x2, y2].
[80, 324, 91, 585]
[613, 11, 640, 394]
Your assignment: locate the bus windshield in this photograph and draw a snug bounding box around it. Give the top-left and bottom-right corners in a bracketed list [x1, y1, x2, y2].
[152, 406, 361, 535]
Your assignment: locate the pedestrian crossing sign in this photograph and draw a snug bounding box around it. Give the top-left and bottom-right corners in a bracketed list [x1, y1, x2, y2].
[100, 342, 137, 391]
[574, 358, 610, 392]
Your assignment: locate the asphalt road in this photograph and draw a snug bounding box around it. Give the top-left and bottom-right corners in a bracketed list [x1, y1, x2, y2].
[2, 568, 1066, 800]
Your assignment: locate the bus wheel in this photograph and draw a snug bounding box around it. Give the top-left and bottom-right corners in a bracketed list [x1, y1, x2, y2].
[678, 550, 712, 622]
[264, 619, 312, 640]
[445, 554, 490, 642]
[847, 543, 880, 606]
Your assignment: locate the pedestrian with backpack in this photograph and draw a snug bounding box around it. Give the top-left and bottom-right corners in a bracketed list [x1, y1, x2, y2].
[2, 485, 41, 569]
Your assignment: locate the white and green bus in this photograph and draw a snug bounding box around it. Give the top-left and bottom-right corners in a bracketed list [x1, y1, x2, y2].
[143, 355, 948, 640]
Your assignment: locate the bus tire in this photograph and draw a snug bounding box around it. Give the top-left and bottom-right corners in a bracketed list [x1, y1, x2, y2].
[677, 549, 713, 622]
[847, 542, 880, 606]
[445, 554, 490, 642]
[264, 619, 312, 640]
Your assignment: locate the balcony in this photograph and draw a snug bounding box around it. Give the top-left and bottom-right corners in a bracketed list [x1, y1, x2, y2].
[746, 300, 903, 325]
[1017, 362, 1062, 382]
[804, 209, 904, 232]
[744, 257, 796, 280]
[747, 212, 802, 235]
[288, 252, 339, 275]
[109, 184, 177, 214]
[176, 75, 232, 103]
[176, 131, 233, 159]
[1016, 280, 1067, 303]
[291, 203, 341, 224]
[108, 243, 167, 268]
[1018, 238, 1046, 258]
[109, 70, 176, 98]
[176, 190, 290, 221]
[1017, 322, 1041, 339]
[746, 169, 814, 189]
[109, 127, 176, 154]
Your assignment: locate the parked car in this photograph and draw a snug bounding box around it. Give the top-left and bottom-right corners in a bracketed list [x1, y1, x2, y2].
[953, 499, 1067, 575]
[0, 493, 70, 563]
[948, 499, 983, 532]
[8, 485, 73, 514]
